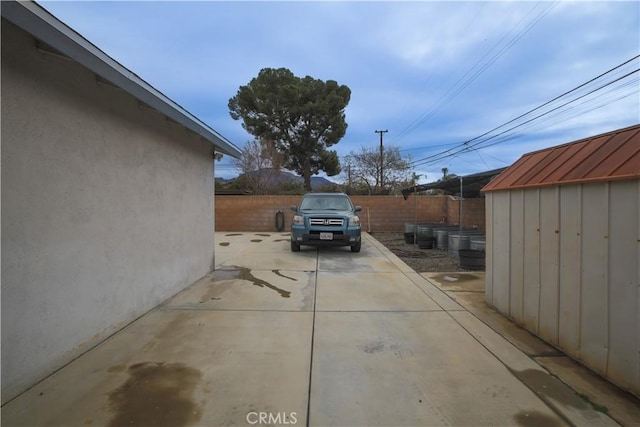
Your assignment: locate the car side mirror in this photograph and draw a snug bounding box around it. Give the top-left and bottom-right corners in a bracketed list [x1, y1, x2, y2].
[355, 206, 362, 213]
[290, 205, 298, 212]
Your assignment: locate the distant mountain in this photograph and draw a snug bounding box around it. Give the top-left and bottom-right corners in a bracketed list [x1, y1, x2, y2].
[310, 176, 336, 190]
[227, 168, 338, 191]
[214, 177, 234, 184]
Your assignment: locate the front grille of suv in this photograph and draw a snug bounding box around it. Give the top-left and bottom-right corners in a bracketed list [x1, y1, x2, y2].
[309, 218, 344, 226]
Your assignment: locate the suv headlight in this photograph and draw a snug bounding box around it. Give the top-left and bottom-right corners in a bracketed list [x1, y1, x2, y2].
[293, 215, 304, 225]
[349, 216, 360, 226]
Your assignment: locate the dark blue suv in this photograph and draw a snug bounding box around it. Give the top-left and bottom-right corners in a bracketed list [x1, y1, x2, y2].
[290, 193, 362, 252]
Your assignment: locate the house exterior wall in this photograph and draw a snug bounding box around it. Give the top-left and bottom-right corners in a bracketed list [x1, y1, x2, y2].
[214, 195, 486, 232]
[485, 180, 640, 397]
[1, 21, 215, 402]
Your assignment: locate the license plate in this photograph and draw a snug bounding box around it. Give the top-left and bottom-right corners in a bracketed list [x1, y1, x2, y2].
[319, 232, 333, 240]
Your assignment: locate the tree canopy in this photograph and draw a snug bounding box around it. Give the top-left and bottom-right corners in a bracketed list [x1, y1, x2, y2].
[231, 138, 285, 195]
[228, 67, 351, 191]
[344, 145, 414, 195]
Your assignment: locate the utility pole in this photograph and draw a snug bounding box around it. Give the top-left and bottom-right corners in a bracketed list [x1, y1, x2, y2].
[374, 129, 388, 192]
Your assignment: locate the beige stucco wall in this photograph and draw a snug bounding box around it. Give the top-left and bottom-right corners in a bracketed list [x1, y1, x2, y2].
[485, 180, 640, 397]
[1, 21, 216, 402]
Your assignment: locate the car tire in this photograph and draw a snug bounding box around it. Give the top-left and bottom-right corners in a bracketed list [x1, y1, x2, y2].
[291, 241, 301, 252]
[350, 240, 361, 253]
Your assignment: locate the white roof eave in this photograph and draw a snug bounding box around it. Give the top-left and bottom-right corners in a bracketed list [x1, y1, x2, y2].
[2, 0, 242, 158]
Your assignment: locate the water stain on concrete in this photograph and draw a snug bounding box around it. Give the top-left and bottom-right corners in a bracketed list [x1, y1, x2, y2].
[250, 239, 262, 243]
[201, 278, 234, 303]
[255, 233, 271, 237]
[239, 266, 291, 298]
[213, 269, 239, 281]
[219, 242, 230, 246]
[509, 368, 589, 411]
[273, 239, 289, 242]
[107, 365, 126, 374]
[107, 362, 202, 427]
[272, 270, 298, 281]
[225, 233, 243, 236]
[513, 410, 565, 427]
[214, 266, 291, 298]
[155, 313, 192, 342]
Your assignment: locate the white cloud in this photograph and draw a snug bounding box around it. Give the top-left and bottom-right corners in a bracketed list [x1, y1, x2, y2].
[40, 0, 639, 180]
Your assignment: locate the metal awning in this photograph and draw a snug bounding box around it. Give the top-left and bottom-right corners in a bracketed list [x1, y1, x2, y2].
[401, 168, 507, 200]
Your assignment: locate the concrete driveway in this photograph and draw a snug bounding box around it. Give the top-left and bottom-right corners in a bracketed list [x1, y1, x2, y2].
[2, 232, 617, 426]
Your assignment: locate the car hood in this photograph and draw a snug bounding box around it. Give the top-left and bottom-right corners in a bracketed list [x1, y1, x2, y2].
[299, 210, 356, 216]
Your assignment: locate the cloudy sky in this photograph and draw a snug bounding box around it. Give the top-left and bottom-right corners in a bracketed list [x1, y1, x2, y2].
[40, 0, 639, 183]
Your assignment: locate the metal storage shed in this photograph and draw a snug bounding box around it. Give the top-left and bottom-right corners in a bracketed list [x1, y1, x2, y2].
[482, 124, 640, 398]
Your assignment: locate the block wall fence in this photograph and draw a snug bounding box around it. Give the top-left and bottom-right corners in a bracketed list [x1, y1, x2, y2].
[215, 195, 486, 232]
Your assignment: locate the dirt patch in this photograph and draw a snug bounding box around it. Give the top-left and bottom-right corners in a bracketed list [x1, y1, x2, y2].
[372, 232, 470, 273]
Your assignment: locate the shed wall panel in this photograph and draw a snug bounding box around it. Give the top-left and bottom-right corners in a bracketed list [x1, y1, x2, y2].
[522, 189, 541, 333]
[558, 186, 582, 355]
[486, 140, 640, 397]
[485, 194, 494, 303]
[606, 180, 639, 393]
[490, 192, 511, 313]
[509, 190, 525, 321]
[539, 187, 560, 345]
[580, 183, 609, 374]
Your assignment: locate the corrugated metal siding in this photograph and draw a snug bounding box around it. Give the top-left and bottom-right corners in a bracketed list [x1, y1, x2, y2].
[558, 185, 581, 355]
[522, 190, 541, 333]
[485, 179, 640, 397]
[580, 183, 609, 372]
[491, 192, 511, 312]
[508, 190, 524, 322]
[483, 124, 640, 192]
[607, 180, 640, 388]
[539, 187, 560, 346]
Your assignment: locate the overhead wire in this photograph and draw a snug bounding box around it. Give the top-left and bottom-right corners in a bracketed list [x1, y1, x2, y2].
[392, 1, 558, 145]
[409, 56, 640, 169]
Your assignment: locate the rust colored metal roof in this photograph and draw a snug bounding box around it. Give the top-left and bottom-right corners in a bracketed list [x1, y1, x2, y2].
[482, 124, 640, 192]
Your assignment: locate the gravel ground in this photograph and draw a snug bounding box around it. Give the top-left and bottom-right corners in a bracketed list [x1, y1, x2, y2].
[370, 232, 472, 273]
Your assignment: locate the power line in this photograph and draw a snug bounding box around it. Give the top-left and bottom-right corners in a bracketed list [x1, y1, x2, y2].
[409, 55, 640, 168]
[393, 1, 558, 144]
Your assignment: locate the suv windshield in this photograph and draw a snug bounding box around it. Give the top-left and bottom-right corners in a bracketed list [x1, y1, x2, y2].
[300, 195, 353, 211]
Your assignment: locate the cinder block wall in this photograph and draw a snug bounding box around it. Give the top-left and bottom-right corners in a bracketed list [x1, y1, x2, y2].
[215, 195, 301, 232]
[215, 195, 486, 232]
[447, 197, 486, 230]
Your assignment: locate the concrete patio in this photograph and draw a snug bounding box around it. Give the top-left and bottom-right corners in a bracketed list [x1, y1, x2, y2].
[1, 232, 627, 426]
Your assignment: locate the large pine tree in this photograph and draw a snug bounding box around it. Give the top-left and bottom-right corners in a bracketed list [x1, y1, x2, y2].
[229, 67, 351, 191]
